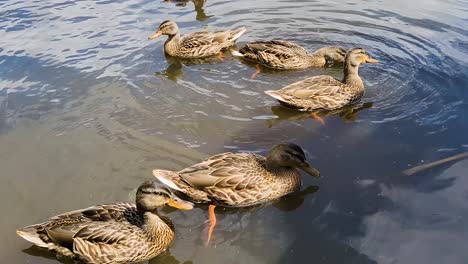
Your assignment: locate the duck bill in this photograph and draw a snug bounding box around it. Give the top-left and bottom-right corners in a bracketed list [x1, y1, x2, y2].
[148, 31, 163, 39]
[167, 196, 193, 210]
[365, 57, 379, 63]
[299, 162, 320, 178]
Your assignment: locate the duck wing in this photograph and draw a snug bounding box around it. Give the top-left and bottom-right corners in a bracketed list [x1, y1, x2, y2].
[265, 76, 350, 110]
[16, 203, 139, 258]
[49, 203, 137, 223]
[239, 40, 310, 68]
[277, 75, 344, 98]
[177, 152, 267, 191]
[72, 221, 149, 264]
[178, 28, 246, 57]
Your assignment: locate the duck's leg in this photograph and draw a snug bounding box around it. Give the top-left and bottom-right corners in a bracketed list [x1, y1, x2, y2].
[205, 204, 217, 247]
[250, 64, 261, 79]
[217, 51, 224, 61]
[310, 112, 325, 125]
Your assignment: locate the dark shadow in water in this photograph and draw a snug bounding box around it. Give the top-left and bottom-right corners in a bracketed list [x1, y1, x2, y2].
[266, 102, 373, 127]
[23, 245, 192, 264]
[276, 237, 377, 264]
[22, 246, 75, 264]
[162, 0, 212, 21]
[168, 185, 320, 253]
[172, 184, 319, 216]
[155, 52, 233, 81]
[273, 185, 319, 212]
[149, 250, 193, 264]
[155, 59, 184, 81]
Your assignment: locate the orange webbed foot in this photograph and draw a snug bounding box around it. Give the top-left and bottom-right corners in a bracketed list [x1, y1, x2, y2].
[205, 204, 217, 247]
[217, 52, 224, 61]
[250, 64, 261, 79]
[311, 112, 325, 125]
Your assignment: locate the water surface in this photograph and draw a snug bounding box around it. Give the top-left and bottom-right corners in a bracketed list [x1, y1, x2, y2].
[1, 0, 467, 263]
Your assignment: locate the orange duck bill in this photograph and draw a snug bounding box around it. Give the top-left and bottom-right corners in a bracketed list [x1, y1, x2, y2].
[148, 31, 163, 39]
[167, 195, 194, 210]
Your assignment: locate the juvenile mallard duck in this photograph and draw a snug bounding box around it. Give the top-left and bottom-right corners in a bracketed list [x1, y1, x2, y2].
[235, 40, 346, 69]
[16, 181, 193, 264]
[264, 48, 378, 111]
[153, 143, 320, 245]
[149, 20, 246, 58]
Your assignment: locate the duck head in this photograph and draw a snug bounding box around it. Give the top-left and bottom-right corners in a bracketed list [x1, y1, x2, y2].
[320, 46, 347, 63]
[148, 20, 179, 39]
[266, 143, 320, 178]
[136, 180, 193, 211]
[345, 48, 378, 67]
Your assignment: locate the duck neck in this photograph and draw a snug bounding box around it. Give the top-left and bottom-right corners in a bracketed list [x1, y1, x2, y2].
[265, 161, 301, 191]
[164, 33, 181, 57]
[265, 159, 293, 176]
[343, 61, 364, 89]
[140, 210, 174, 241]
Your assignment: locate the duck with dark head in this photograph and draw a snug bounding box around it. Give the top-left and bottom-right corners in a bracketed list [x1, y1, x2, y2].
[153, 143, 320, 246]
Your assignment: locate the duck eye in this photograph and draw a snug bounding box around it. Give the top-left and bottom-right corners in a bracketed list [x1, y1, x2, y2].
[284, 151, 305, 163]
[153, 191, 170, 197]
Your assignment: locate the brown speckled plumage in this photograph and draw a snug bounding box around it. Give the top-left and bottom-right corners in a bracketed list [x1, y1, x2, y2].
[264, 48, 378, 111]
[16, 181, 192, 264]
[149, 20, 246, 58]
[237, 40, 346, 69]
[153, 143, 320, 207]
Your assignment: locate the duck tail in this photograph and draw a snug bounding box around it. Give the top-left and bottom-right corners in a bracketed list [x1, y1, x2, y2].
[16, 225, 49, 248]
[264, 90, 286, 102]
[230, 48, 244, 57]
[153, 169, 212, 203]
[229, 27, 247, 42]
[153, 169, 184, 192]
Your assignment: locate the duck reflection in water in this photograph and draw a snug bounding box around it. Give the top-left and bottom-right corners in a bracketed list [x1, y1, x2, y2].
[266, 102, 373, 127]
[155, 51, 235, 81]
[162, 0, 212, 21]
[22, 246, 193, 264]
[22, 246, 74, 264]
[148, 251, 193, 264]
[166, 184, 319, 248]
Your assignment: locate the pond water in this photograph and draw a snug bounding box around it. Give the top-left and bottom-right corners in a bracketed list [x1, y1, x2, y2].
[1, 0, 468, 263]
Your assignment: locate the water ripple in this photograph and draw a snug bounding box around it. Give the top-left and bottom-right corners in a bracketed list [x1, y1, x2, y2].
[0, 0, 467, 139]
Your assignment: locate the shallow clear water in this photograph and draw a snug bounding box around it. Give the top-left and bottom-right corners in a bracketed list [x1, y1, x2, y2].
[1, 0, 468, 263]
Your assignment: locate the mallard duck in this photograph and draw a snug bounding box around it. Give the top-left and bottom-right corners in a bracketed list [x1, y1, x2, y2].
[235, 40, 346, 69]
[16, 181, 193, 264]
[148, 20, 246, 59]
[153, 143, 320, 245]
[264, 48, 378, 111]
